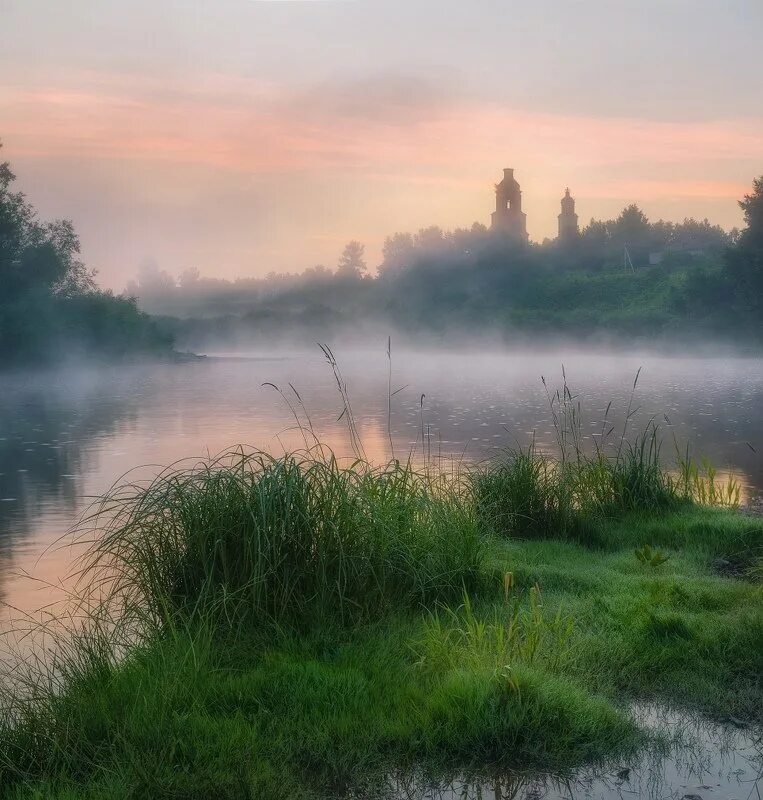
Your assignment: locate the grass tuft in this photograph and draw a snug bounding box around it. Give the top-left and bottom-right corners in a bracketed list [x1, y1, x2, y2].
[79, 449, 484, 631]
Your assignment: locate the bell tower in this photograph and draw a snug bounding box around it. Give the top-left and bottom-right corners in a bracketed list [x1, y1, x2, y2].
[490, 168, 528, 241]
[558, 187, 579, 240]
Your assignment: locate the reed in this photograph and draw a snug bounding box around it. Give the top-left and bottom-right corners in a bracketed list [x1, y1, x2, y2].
[470, 432, 682, 542]
[472, 369, 739, 541]
[76, 448, 483, 633]
[470, 445, 581, 540]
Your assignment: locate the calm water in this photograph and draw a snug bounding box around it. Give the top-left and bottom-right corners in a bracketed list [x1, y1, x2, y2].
[374, 705, 762, 800]
[0, 348, 762, 618]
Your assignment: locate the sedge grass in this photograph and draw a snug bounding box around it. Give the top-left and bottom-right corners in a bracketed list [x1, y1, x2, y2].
[74, 448, 484, 633]
[1, 503, 760, 798]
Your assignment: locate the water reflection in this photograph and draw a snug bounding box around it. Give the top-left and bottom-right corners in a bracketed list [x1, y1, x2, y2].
[0, 350, 761, 618]
[0, 370, 137, 537]
[371, 706, 761, 800]
[0, 369, 140, 610]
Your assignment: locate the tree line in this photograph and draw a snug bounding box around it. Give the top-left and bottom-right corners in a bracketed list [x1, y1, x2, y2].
[131, 181, 762, 349]
[0, 143, 173, 366]
[4, 131, 761, 360]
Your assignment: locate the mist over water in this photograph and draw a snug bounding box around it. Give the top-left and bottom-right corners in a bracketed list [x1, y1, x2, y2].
[0, 346, 761, 620]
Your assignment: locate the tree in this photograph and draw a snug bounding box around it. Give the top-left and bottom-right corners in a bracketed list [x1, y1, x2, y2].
[337, 241, 367, 278]
[738, 177, 763, 247]
[380, 232, 414, 274]
[650, 219, 675, 250]
[303, 264, 332, 282]
[578, 218, 610, 270]
[611, 204, 652, 261]
[725, 177, 763, 314]
[671, 218, 730, 252]
[136, 258, 176, 293]
[448, 222, 488, 254]
[0, 141, 171, 363]
[0, 142, 93, 299]
[414, 226, 446, 251]
[179, 267, 201, 287]
[0, 157, 32, 274]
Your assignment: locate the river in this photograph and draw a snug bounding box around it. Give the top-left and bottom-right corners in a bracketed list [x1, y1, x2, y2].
[0, 347, 761, 618]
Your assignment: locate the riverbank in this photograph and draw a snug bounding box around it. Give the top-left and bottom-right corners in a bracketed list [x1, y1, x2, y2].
[0, 445, 760, 799]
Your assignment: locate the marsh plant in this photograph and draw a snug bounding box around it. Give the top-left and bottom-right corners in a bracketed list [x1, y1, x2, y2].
[472, 369, 740, 541]
[675, 449, 741, 508]
[414, 586, 576, 679]
[77, 448, 484, 631]
[634, 544, 671, 569]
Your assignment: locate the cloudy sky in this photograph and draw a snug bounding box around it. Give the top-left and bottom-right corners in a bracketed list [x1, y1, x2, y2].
[2, 0, 762, 288]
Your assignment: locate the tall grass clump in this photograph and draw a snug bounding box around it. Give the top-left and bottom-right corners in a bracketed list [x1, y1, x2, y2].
[470, 446, 581, 540]
[582, 426, 680, 515]
[78, 448, 484, 631]
[471, 431, 682, 542]
[473, 370, 740, 541]
[472, 433, 702, 542]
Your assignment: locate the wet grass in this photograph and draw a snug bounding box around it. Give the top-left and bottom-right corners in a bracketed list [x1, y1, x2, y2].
[470, 369, 741, 548]
[79, 450, 483, 630]
[0, 440, 760, 798]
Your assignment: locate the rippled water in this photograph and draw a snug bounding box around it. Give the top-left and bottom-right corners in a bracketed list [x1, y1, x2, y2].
[0, 348, 761, 619]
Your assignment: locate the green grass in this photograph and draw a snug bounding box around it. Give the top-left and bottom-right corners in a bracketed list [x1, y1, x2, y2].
[79, 450, 483, 630]
[0, 447, 760, 799]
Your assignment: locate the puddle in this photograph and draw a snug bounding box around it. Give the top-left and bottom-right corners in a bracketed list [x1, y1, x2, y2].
[362, 705, 761, 800]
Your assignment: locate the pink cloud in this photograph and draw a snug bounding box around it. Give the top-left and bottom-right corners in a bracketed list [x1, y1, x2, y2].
[2, 71, 761, 283]
[4, 74, 760, 182]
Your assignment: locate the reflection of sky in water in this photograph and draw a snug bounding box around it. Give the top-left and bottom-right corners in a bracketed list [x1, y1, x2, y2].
[373, 704, 762, 800]
[0, 350, 761, 619]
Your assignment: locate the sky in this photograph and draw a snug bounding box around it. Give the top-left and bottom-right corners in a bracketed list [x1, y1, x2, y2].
[1, 0, 762, 289]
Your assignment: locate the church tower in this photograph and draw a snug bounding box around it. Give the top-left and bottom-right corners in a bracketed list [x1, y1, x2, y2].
[491, 168, 528, 241]
[558, 187, 579, 240]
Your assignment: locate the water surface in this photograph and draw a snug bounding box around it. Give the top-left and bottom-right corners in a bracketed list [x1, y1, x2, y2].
[0, 348, 761, 618]
[372, 705, 761, 800]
